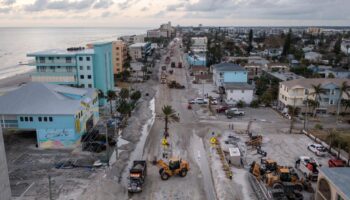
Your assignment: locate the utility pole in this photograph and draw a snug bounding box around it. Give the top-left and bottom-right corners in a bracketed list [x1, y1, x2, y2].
[105, 122, 109, 166]
[303, 95, 309, 131]
[289, 96, 296, 134]
[48, 175, 53, 200]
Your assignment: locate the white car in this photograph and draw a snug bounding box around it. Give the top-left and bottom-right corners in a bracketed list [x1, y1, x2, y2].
[307, 143, 327, 157]
[189, 98, 206, 104]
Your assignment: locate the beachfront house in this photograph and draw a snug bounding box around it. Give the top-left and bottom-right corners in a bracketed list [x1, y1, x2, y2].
[27, 42, 114, 105]
[278, 78, 350, 114]
[212, 63, 253, 104]
[0, 82, 99, 149]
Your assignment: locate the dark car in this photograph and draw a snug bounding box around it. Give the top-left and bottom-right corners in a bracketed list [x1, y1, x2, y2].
[216, 106, 230, 113]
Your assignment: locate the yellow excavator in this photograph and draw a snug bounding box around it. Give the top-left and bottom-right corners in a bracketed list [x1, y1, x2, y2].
[157, 158, 190, 180]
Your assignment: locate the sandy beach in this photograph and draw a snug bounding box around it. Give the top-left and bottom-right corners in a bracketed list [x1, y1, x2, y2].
[0, 73, 31, 89]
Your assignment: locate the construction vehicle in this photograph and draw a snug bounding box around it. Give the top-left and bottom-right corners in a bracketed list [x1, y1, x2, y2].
[245, 135, 263, 147]
[128, 160, 147, 193]
[168, 80, 185, 89]
[157, 158, 190, 180]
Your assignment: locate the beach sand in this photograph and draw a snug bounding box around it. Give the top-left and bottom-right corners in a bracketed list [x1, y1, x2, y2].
[0, 73, 31, 89]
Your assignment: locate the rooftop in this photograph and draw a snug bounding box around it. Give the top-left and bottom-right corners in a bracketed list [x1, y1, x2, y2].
[268, 71, 304, 81]
[282, 78, 350, 88]
[223, 83, 254, 90]
[129, 42, 150, 48]
[27, 48, 94, 57]
[212, 63, 246, 72]
[319, 167, 350, 198]
[0, 82, 95, 115]
[191, 66, 208, 72]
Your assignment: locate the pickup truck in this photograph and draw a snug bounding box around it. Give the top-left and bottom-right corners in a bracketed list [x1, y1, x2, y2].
[296, 156, 320, 181]
[128, 160, 147, 193]
[225, 108, 245, 118]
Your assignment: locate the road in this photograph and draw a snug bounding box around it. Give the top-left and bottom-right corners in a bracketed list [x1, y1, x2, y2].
[130, 38, 216, 200]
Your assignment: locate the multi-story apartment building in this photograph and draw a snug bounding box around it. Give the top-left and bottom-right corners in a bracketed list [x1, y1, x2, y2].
[190, 37, 208, 52]
[28, 42, 114, 105]
[112, 41, 127, 74]
[128, 42, 151, 61]
[212, 63, 248, 87]
[0, 82, 99, 148]
[278, 78, 350, 114]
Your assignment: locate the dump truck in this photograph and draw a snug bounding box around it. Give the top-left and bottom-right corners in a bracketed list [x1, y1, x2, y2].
[128, 160, 147, 193]
[157, 158, 190, 180]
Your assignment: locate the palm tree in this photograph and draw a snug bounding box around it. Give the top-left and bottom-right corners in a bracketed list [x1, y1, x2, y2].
[341, 99, 350, 113]
[208, 96, 214, 113]
[119, 88, 129, 100]
[336, 81, 350, 123]
[107, 90, 116, 116]
[161, 105, 179, 138]
[310, 84, 326, 117]
[326, 129, 339, 154]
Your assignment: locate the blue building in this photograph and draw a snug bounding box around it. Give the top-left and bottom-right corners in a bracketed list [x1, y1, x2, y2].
[27, 42, 114, 105]
[187, 53, 206, 66]
[0, 82, 99, 148]
[212, 63, 248, 87]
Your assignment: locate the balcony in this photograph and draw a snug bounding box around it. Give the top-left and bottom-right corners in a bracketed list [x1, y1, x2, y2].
[28, 59, 76, 67]
[31, 72, 77, 84]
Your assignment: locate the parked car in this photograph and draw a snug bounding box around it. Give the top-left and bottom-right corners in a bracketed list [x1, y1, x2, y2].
[297, 156, 321, 181]
[225, 108, 245, 118]
[161, 66, 166, 70]
[216, 106, 230, 113]
[307, 143, 327, 157]
[328, 158, 346, 167]
[189, 98, 206, 104]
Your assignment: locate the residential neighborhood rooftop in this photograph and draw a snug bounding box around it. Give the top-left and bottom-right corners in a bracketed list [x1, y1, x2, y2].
[282, 78, 350, 88]
[212, 63, 245, 72]
[267, 71, 303, 81]
[0, 82, 95, 115]
[129, 42, 149, 47]
[223, 82, 254, 90]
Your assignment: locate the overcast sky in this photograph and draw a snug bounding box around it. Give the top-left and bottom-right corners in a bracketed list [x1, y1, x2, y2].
[0, 0, 349, 27]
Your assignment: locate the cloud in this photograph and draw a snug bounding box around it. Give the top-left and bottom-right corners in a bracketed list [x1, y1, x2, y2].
[140, 6, 148, 11]
[24, 0, 96, 12]
[100, 11, 111, 17]
[166, 3, 184, 11]
[93, 0, 113, 9]
[0, 7, 10, 13]
[2, 0, 15, 5]
[118, 0, 140, 10]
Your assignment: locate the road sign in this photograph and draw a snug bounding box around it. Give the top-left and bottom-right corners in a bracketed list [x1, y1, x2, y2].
[210, 137, 217, 144]
[162, 138, 169, 146]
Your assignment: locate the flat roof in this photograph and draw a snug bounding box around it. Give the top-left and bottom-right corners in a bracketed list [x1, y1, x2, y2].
[223, 83, 254, 90]
[0, 82, 95, 115]
[27, 48, 94, 57]
[213, 63, 246, 72]
[129, 43, 150, 48]
[320, 167, 350, 198]
[282, 78, 350, 88]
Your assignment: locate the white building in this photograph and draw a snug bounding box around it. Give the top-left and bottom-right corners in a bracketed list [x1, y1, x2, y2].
[315, 167, 350, 200]
[191, 37, 208, 52]
[128, 42, 151, 61]
[223, 83, 254, 105]
[305, 51, 322, 62]
[341, 39, 350, 54]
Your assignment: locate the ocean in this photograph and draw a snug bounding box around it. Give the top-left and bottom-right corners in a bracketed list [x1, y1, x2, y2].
[0, 27, 148, 79]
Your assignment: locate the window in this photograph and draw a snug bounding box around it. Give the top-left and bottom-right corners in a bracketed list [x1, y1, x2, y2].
[24, 117, 28, 122]
[39, 57, 45, 63]
[116, 58, 119, 61]
[331, 89, 335, 95]
[330, 100, 334, 105]
[79, 57, 83, 61]
[44, 117, 47, 122]
[86, 56, 90, 61]
[39, 66, 46, 72]
[305, 89, 309, 95]
[29, 117, 33, 122]
[87, 75, 92, 79]
[50, 66, 55, 72]
[49, 117, 53, 122]
[80, 66, 83, 70]
[48, 57, 54, 61]
[56, 57, 60, 59]
[57, 66, 61, 69]
[80, 75, 84, 79]
[88, 84, 92, 88]
[87, 66, 91, 70]
[38, 117, 42, 122]
[116, 47, 119, 50]
[66, 66, 73, 72]
[65, 57, 72, 63]
[20, 117, 24, 121]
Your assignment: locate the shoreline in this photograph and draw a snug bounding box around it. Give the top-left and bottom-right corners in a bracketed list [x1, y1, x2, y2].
[0, 72, 31, 89]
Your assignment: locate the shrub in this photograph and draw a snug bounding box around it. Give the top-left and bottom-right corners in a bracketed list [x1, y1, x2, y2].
[314, 124, 323, 130]
[250, 100, 260, 108]
[236, 100, 245, 108]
